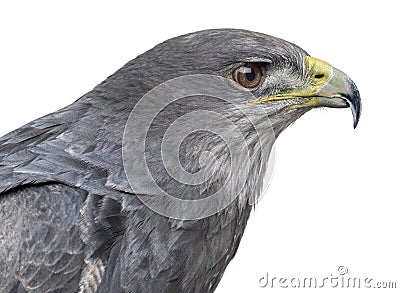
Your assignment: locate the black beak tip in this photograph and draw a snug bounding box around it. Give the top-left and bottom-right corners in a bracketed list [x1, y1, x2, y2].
[340, 82, 361, 129]
[353, 118, 359, 129]
[351, 98, 361, 128]
[343, 94, 361, 129]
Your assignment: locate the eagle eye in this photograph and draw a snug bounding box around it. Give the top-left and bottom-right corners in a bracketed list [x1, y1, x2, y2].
[232, 63, 264, 89]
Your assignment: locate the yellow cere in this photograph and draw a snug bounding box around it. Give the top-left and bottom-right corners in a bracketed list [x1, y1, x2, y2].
[250, 56, 333, 104]
[304, 56, 333, 88]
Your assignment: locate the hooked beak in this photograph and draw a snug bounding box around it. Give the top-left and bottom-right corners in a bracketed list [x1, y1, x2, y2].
[253, 56, 361, 128]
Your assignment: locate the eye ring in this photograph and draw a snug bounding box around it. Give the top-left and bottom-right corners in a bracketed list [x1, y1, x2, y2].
[232, 63, 264, 89]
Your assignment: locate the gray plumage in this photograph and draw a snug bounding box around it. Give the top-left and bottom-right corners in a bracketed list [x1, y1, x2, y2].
[0, 29, 360, 292]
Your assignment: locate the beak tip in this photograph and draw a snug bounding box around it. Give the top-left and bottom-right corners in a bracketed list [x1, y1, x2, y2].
[351, 102, 361, 129]
[347, 79, 361, 129]
[339, 82, 361, 130]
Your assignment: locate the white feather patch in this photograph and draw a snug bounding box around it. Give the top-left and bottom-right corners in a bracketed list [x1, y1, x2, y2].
[79, 259, 105, 293]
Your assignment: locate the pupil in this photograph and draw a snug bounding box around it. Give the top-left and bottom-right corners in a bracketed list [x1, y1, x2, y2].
[245, 70, 255, 81]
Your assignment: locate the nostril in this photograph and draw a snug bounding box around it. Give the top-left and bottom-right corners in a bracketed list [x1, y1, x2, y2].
[314, 74, 325, 79]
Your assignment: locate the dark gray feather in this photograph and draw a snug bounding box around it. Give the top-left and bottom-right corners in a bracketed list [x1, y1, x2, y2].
[0, 29, 314, 292]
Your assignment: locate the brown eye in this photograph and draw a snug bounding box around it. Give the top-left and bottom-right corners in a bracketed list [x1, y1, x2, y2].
[232, 63, 264, 89]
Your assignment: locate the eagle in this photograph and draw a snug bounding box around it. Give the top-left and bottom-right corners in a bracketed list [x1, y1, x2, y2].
[0, 29, 361, 292]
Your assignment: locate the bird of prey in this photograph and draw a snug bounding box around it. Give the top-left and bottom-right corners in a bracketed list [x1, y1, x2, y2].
[0, 29, 361, 292]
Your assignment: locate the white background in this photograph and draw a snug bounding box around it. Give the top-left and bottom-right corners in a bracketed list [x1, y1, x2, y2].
[0, 1, 398, 292]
